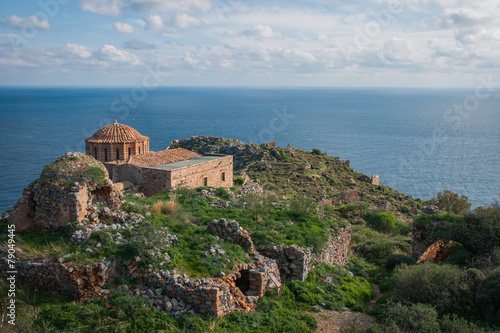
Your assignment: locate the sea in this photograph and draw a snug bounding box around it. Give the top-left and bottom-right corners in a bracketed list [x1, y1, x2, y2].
[0, 87, 499, 212]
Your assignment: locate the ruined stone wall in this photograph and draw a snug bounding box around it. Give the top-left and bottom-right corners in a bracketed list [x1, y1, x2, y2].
[257, 244, 314, 283]
[0, 256, 116, 299]
[208, 219, 254, 250]
[209, 219, 351, 283]
[169, 155, 233, 189]
[316, 226, 351, 266]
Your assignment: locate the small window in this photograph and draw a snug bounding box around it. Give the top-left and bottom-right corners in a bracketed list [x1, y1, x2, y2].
[104, 148, 108, 162]
[221, 172, 225, 181]
[128, 147, 131, 156]
[116, 148, 120, 160]
[138, 146, 141, 154]
[94, 148, 97, 159]
[203, 177, 208, 186]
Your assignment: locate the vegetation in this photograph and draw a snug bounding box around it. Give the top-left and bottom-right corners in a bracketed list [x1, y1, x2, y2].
[429, 190, 471, 215]
[2, 141, 500, 332]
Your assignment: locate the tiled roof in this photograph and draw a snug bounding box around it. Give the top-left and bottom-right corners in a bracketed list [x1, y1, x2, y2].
[110, 148, 200, 167]
[85, 121, 149, 144]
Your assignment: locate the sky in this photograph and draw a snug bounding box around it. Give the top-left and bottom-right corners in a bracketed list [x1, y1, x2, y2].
[0, 0, 499, 87]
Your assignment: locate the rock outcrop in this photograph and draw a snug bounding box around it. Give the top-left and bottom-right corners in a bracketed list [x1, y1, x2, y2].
[8, 152, 123, 231]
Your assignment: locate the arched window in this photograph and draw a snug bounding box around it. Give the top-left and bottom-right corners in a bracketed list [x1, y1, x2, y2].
[104, 148, 108, 162]
[94, 148, 98, 159]
[116, 148, 120, 160]
[128, 147, 131, 157]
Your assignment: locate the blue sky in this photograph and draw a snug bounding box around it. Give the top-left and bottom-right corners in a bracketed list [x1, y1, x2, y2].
[0, 0, 499, 87]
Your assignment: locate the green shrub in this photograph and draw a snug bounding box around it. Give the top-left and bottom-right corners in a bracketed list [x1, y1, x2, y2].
[312, 148, 322, 155]
[354, 241, 411, 262]
[234, 177, 245, 185]
[401, 206, 411, 213]
[445, 248, 472, 266]
[429, 190, 471, 215]
[367, 213, 397, 233]
[215, 187, 231, 200]
[478, 266, 500, 318]
[385, 302, 440, 333]
[287, 264, 374, 312]
[393, 262, 477, 315]
[440, 314, 487, 333]
[107, 290, 148, 317]
[385, 254, 416, 270]
[449, 203, 500, 255]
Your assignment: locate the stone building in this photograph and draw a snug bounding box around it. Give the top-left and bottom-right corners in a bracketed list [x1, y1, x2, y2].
[85, 122, 233, 195]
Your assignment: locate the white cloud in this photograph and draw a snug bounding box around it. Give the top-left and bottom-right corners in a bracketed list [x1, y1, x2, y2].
[172, 13, 202, 28]
[123, 40, 157, 50]
[0, 15, 51, 31]
[144, 15, 165, 34]
[97, 45, 142, 65]
[80, 0, 122, 16]
[80, 0, 212, 16]
[113, 22, 135, 35]
[64, 43, 92, 58]
[243, 25, 281, 39]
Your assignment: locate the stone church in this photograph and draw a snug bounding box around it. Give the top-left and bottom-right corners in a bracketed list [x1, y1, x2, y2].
[85, 121, 233, 196]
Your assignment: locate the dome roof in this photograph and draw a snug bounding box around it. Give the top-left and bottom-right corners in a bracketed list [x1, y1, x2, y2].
[85, 121, 149, 144]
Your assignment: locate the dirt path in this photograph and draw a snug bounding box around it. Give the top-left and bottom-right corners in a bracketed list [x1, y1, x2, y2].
[313, 309, 377, 332]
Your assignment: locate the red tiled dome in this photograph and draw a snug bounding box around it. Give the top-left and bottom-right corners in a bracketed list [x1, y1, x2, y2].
[86, 121, 149, 143]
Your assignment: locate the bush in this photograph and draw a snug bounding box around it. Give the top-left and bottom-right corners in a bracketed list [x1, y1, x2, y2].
[234, 177, 245, 185]
[393, 262, 477, 315]
[449, 203, 500, 255]
[385, 254, 416, 270]
[367, 213, 397, 233]
[429, 190, 471, 215]
[355, 241, 411, 262]
[440, 314, 487, 333]
[312, 148, 322, 155]
[478, 266, 500, 318]
[215, 187, 231, 200]
[385, 302, 440, 333]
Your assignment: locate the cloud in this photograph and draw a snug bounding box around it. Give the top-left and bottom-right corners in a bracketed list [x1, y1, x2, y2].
[0, 15, 51, 31]
[97, 44, 142, 64]
[113, 21, 135, 35]
[80, 0, 212, 16]
[64, 43, 92, 58]
[123, 40, 157, 50]
[144, 15, 165, 34]
[172, 13, 202, 28]
[242, 25, 281, 39]
[144, 13, 202, 34]
[80, 0, 122, 16]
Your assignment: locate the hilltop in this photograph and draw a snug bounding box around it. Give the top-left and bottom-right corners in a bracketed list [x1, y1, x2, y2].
[1, 138, 499, 333]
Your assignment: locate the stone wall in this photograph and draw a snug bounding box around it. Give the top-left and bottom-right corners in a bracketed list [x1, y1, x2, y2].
[208, 219, 352, 283]
[141, 168, 173, 197]
[411, 219, 450, 261]
[316, 226, 351, 266]
[257, 244, 314, 283]
[8, 153, 123, 232]
[208, 219, 254, 251]
[0, 256, 117, 299]
[0, 254, 279, 318]
[168, 155, 233, 189]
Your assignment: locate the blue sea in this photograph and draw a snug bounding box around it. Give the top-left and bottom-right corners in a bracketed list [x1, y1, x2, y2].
[0, 87, 499, 212]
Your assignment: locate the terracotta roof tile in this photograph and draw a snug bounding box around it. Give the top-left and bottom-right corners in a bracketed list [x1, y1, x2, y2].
[86, 121, 149, 144]
[109, 148, 200, 167]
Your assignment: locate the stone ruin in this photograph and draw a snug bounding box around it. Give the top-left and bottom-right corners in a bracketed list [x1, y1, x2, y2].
[8, 152, 123, 231]
[2, 152, 352, 318]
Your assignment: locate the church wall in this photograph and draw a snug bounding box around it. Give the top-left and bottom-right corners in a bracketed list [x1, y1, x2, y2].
[141, 155, 233, 196]
[169, 155, 233, 189]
